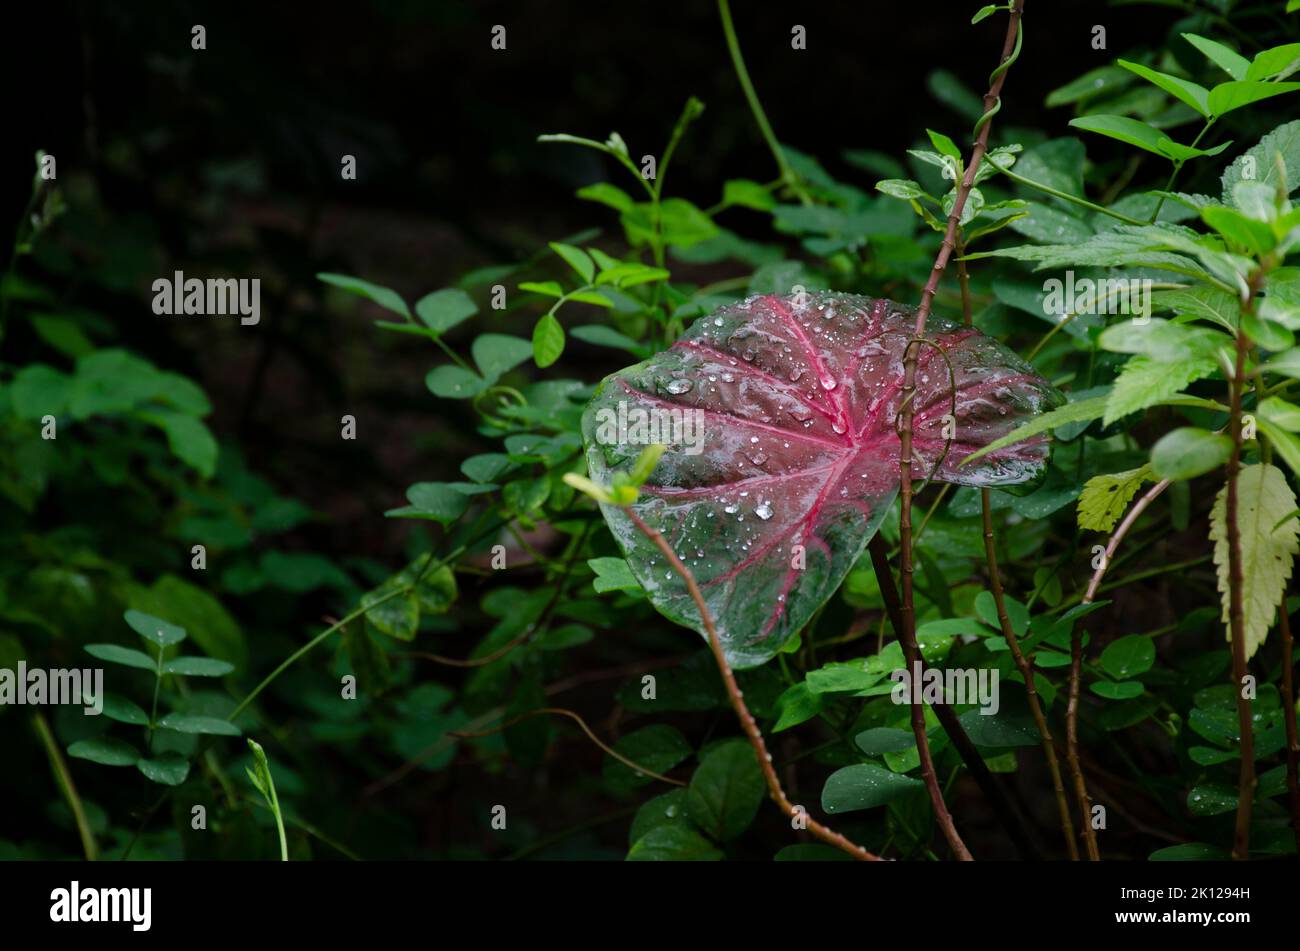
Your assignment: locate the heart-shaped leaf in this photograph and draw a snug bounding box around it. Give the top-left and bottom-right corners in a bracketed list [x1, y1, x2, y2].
[581, 292, 1062, 668]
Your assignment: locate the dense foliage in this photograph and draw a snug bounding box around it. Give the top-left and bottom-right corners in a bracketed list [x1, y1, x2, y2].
[4, 0, 1300, 861]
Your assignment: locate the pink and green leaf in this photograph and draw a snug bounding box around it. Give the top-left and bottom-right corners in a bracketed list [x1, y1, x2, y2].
[581, 293, 1063, 668]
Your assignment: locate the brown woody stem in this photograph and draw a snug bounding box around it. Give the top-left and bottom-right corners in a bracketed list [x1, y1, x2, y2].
[868, 535, 1041, 859]
[1227, 306, 1257, 860]
[981, 488, 1079, 859]
[1279, 600, 1300, 857]
[623, 507, 880, 861]
[895, 0, 1024, 857]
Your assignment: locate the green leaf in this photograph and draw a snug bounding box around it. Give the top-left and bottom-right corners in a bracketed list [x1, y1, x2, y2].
[621, 198, 719, 250]
[532, 313, 565, 368]
[928, 69, 985, 120]
[1150, 427, 1232, 481]
[137, 410, 218, 478]
[1209, 464, 1299, 660]
[963, 395, 1109, 463]
[722, 179, 775, 211]
[1150, 842, 1230, 861]
[163, 657, 235, 677]
[461, 453, 514, 483]
[1068, 115, 1223, 161]
[1187, 783, 1238, 816]
[67, 736, 140, 766]
[155, 713, 242, 736]
[926, 128, 961, 159]
[577, 182, 635, 213]
[124, 610, 186, 647]
[1100, 317, 1224, 362]
[1263, 347, 1300, 380]
[626, 825, 723, 861]
[402, 482, 470, 525]
[1118, 60, 1209, 117]
[685, 739, 765, 840]
[1078, 465, 1155, 532]
[603, 725, 692, 792]
[570, 324, 645, 354]
[137, 754, 191, 786]
[772, 682, 825, 733]
[472, 334, 534, 383]
[426, 365, 487, 399]
[876, 179, 929, 200]
[100, 694, 149, 726]
[1091, 681, 1145, 700]
[1203, 205, 1277, 254]
[318, 273, 409, 319]
[1101, 635, 1156, 679]
[1207, 81, 1300, 117]
[1105, 355, 1218, 426]
[821, 763, 923, 814]
[1222, 121, 1300, 203]
[958, 709, 1041, 747]
[84, 644, 157, 671]
[1182, 34, 1249, 81]
[9, 364, 71, 419]
[588, 557, 642, 594]
[549, 242, 594, 283]
[1247, 43, 1300, 81]
[414, 288, 477, 334]
[127, 575, 246, 670]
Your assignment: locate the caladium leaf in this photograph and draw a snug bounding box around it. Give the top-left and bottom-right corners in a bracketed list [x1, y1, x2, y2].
[581, 292, 1063, 668]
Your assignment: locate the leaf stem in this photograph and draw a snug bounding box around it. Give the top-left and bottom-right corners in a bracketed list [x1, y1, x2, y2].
[622, 506, 880, 861]
[1279, 599, 1300, 857]
[32, 713, 97, 861]
[716, 0, 810, 205]
[993, 165, 1147, 225]
[1226, 279, 1259, 860]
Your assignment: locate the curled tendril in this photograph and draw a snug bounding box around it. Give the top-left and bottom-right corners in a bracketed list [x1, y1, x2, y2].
[472, 384, 527, 427]
[972, 19, 1022, 138]
[895, 335, 959, 491]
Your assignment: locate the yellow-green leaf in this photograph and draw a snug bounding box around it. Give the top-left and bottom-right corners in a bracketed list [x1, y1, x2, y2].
[1077, 464, 1154, 532]
[1209, 463, 1299, 659]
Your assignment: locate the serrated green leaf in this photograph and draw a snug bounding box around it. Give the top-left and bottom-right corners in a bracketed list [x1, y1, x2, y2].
[1077, 465, 1155, 532]
[1209, 464, 1299, 660]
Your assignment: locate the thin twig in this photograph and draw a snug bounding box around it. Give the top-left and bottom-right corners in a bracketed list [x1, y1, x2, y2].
[451, 707, 687, 787]
[1278, 600, 1300, 857]
[895, 0, 1025, 855]
[623, 507, 880, 861]
[868, 535, 1040, 859]
[1068, 477, 1171, 861]
[1226, 305, 1257, 860]
[32, 713, 97, 861]
[981, 487, 1079, 859]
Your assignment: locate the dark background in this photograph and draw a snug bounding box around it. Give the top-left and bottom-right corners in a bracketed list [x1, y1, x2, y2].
[5, 0, 1174, 548]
